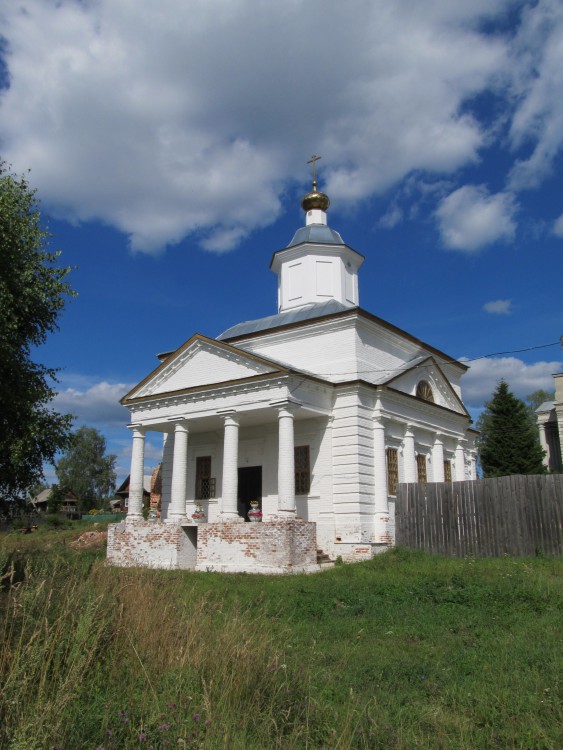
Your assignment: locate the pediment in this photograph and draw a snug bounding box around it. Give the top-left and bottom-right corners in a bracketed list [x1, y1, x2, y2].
[123, 335, 285, 402]
[385, 357, 468, 416]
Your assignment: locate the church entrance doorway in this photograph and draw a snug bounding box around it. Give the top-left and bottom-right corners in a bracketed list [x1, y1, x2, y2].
[237, 466, 262, 521]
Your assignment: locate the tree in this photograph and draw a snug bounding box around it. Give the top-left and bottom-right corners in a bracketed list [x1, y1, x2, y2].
[477, 380, 546, 477]
[526, 389, 555, 412]
[55, 427, 117, 510]
[0, 162, 75, 510]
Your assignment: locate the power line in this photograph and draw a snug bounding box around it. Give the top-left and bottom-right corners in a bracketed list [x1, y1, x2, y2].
[301, 340, 561, 380]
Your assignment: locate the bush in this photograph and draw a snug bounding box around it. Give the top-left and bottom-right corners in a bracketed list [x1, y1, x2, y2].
[44, 513, 64, 528]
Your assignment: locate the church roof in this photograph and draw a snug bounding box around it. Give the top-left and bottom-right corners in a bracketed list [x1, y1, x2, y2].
[216, 299, 350, 341]
[286, 224, 344, 247]
[217, 302, 468, 372]
[536, 401, 555, 413]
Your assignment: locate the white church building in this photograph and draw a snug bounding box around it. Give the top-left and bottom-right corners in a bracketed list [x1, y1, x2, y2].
[107, 176, 477, 573]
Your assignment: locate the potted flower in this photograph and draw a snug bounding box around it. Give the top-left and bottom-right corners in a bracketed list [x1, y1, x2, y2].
[192, 503, 206, 522]
[247, 501, 263, 522]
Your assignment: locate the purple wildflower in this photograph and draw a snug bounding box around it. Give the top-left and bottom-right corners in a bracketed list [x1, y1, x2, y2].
[159, 723, 170, 731]
[106, 730, 113, 737]
[138, 732, 147, 742]
[193, 714, 200, 723]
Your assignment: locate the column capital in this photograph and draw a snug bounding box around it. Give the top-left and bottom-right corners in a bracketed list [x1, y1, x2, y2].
[169, 418, 189, 434]
[217, 409, 239, 427]
[128, 424, 146, 435]
[433, 433, 444, 446]
[271, 398, 301, 417]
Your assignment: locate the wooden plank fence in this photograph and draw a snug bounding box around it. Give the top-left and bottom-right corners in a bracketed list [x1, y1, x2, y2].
[395, 475, 563, 556]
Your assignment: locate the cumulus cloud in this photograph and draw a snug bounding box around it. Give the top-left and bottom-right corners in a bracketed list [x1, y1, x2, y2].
[53, 380, 133, 427]
[507, 0, 563, 190]
[0, 0, 519, 253]
[435, 185, 518, 252]
[553, 214, 563, 237]
[460, 356, 560, 407]
[483, 299, 512, 315]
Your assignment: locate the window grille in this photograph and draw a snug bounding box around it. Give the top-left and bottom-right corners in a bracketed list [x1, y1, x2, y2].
[416, 454, 427, 483]
[444, 460, 452, 482]
[195, 456, 215, 499]
[195, 477, 216, 500]
[386, 448, 399, 496]
[294, 445, 310, 494]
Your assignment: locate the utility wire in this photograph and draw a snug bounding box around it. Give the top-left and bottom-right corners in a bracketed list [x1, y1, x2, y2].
[302, 340, 561, 380]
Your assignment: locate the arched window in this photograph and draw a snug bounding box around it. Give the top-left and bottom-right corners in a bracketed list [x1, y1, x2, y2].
[416, 380, 434, 403]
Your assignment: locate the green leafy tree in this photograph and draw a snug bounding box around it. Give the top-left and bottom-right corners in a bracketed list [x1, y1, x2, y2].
[47, 483, 65, 514]
[477, 380, 546, 477]
[55, 426, 117, 510]
[0, 162, 74, 511]
[526, 389, 555, 412]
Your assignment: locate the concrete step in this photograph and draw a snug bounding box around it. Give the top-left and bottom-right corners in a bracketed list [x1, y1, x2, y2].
[316, 549, 333, 565]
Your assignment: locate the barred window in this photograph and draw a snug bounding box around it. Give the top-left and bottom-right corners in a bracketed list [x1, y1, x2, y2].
[195, 456, 215, 499]
[386, 448, 399, 496]
[444, 460, 452, 483]
[416, 454, 427, 483]
[295, 446, 310, 495]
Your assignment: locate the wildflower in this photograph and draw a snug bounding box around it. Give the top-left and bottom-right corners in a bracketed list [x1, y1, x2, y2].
[167, 702, 176, 709]
[159, 723, 170, 731]
[193, 714, 200, 723]
[106, 730, 113, 737]
[205, 719, 211, 727]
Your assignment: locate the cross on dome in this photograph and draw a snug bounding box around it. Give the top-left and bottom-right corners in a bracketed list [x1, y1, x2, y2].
[301, 153, 330, 220]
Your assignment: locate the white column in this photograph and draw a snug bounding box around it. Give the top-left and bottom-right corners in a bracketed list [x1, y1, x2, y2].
[220, 413, 242, 521]
[455, 440, 466, 481]
[373, 416, 389, 541]
[403, 426, 417, 483]
[127, 426, 146, 520]
[469, 451, 477, 480]
[277, 405, 296, 516]
[373, 418, 388, 513]
[432, 435, 445, 482]
[168, 421, 189, 522]
[537, 416, 550, 469]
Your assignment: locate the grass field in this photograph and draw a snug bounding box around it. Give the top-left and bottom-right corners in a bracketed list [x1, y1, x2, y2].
[1, 525, 561, 749]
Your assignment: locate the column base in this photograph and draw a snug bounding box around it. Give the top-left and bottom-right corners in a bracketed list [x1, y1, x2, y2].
[165, 515, 188, 525]
[217, 513, 244, 522]
[271, 509, 298, 520]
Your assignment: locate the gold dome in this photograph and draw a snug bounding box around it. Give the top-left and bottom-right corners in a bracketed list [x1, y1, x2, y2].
[301, 180, 330, 213]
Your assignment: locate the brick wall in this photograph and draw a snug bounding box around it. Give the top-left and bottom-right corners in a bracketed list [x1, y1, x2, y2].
[196, 519, 318, 574]
[107, 521, 197, 569]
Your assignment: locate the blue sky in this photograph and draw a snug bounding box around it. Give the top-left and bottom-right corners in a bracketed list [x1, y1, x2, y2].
[1, 0, 562, 483]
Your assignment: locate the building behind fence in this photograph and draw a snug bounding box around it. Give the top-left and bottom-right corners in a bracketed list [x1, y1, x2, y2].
[396, 474, 563, 557]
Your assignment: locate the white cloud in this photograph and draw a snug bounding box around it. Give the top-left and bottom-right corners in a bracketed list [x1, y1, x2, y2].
[553, 214, 563, 237]
[507, 0, 563, 190]
[53, 380, 133, 427]
[0, 0, 515, 253]
[483, 299, 512, 314]
[379, 205, 403, 229]
[460, 356, 560, 407]
[435, 185, 518, 252]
